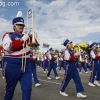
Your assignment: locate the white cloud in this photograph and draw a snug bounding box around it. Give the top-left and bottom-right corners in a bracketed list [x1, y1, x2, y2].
[0, 0, 99, 52]
[25, 0, 100, 51]
[0, 18, 12, 45]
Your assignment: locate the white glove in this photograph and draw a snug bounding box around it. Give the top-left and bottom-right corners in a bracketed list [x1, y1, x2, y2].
[85, 55, 88, 58]
[74, 52, 81, 56]
[54, 55, 57, 57]
[33, 56, 36, 59]
[22, 34, 29, 42]
[24, 27, 32, 36]
[98, 53, 100, 56]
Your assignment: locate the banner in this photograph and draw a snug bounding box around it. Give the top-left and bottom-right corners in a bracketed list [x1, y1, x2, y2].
[43, 43, 50, 48]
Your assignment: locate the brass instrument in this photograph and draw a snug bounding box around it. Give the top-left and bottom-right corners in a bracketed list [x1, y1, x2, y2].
[96, 44, 100, 56]
[27, 9, 40, 47]
[0, 52, 3, 61]
[54, 53, 58, 63]
[34, 49, 39, 57]
[21, 9, 40, 73]
[73, 45, 83, 62]
[52, 51, 58, 63]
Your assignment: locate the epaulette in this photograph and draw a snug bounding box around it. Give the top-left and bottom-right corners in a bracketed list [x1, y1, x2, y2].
[2, 32, 14, 40]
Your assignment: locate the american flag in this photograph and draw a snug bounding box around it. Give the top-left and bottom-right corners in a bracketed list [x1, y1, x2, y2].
[43, 43, 50, 48]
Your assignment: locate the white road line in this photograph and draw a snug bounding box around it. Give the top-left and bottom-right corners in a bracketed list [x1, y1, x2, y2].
[39, 79, 61, 85]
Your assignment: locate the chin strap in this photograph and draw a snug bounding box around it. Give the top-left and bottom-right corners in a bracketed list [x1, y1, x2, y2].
[14, 24, 22, 33]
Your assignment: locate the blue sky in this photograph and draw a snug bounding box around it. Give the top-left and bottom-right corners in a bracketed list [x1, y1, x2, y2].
[0, 0, 100, 51]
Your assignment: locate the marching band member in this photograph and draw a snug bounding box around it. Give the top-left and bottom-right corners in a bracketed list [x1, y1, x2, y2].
[88, 43, 100, 87]
[40, 56, 43, 67]
[29, 48, 41, 87]
[58, 53, 65, 72]
[60, 39, 87, 98]
[37, 54, 41, 67]
[0, 52, 3, 70]
[0, 51, 5, 79]
[84, 52, 92, 72]
[79, 51, 88, 73]
[97, 58, 100, 81]
[2, 11, 32, 100]
[41, 54, 45, 71]
[43, 52, 49, 73]
[47, 48, 60, 80]
[39, 56, 43, 68]
[97, 44, 100, 81]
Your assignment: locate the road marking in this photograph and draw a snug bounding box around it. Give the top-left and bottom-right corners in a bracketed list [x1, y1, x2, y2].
[39, 79, 61, 85]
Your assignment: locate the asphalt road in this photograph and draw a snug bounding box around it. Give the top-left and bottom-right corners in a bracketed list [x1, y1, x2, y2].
[0, 67, 100, 100]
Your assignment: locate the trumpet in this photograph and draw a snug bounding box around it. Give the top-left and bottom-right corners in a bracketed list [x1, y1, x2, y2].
[27, 9, 40, 47]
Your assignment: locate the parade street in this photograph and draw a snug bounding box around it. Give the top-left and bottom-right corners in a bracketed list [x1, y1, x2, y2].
[0, 67, 100, 100]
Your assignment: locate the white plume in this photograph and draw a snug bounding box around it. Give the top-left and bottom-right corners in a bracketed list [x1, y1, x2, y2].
[97, 44, 100, 47]
[89, 40, 92, 45]
[16, 11, 23, 17]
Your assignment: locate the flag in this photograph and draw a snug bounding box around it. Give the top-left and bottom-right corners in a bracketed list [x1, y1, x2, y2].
[43, 43, 50, 48]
